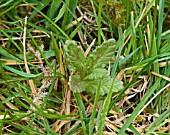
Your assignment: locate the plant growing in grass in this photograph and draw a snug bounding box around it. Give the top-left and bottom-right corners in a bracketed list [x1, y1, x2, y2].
[64, 39, 124, 95]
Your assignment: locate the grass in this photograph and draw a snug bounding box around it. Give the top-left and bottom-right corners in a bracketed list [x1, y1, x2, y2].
[0, 0, 170, 135]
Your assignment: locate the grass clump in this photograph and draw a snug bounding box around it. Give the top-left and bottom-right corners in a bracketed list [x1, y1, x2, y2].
[0, 0, 170, 135]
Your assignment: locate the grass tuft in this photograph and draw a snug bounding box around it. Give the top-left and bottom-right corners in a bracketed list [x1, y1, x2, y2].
[0, 0, 169, 134]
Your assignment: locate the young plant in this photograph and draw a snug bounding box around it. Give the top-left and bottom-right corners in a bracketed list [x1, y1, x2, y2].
[64, 39, 124, 95]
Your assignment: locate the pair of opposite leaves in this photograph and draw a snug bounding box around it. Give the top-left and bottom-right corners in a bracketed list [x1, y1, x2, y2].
[64, 39, 124, 95]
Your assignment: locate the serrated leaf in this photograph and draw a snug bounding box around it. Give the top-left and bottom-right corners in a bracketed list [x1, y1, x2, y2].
[87, 38, 116, 69]
[69, 75, 87, 93]
[85, 77, 124, 95]
[64, 40, 86, 76]
[65, 39, 124, 95]
[84, 68, 108, 80]
[69, 74, 124, 95]
[111, 78, 124, 92]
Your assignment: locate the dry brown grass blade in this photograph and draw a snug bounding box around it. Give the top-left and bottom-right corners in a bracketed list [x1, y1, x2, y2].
[78, 30, 85, 49]
[23, 16, 37, 97]
[52, 114, 79, 133]
[53, 120, 70, 132]
[59, 43, 70, 118]
[59, 43, 65, 76]
[0, 35, 49, 41]
[2, 59, 43, 66]
[116, 69, 125, 80]
[102, 131, 117, 135]
[65, 15, 85, 31]
[65, 86, 71, 130]
[151, 71, 170, 82]
[159, 61, 170, 67]
[84, 38, 96, 58]
[52, 43, 71, 132]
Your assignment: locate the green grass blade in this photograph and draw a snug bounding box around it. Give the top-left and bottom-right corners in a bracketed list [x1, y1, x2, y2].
[119, 46, 142, 67]
[28, 0, 51, 21]
[51, 32, 60, 64]
[74, 93, 87, 134]
[2, 64, 42, 78]
[97, 33, 124, 134]
[118, 78, 161, 134]
[64, 118, 90, 135]
[53, 4, 66, 23]
[61, 0, 69, 30]
[97, 0, 103, 45]
[28, 31, 54, 71]
[88, 81, 101, 135]
[23, 0, 70, 39]
[69, 22, 82, 39]
[0, 29, 22, 52]
[129, 125, 141, 135]
[47, 0, 62, 19]
[110, 54, 160, 111]
[96, 100, 104, 129]
[35, 119, 59, 135]
[0, 0, 14, 8]
[131, 11, 137, 63]
[0, 46, 22, 62]
[125, 0, 131, 28]
[156, 0, 165, 50]
[20, 68, 57, 135]
[59, 0, 78, 31]
[67, 0, 78, 24]
[0, 0, 21, 16]
[145, 109, 170, 135]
